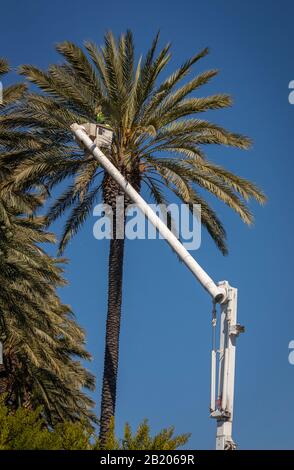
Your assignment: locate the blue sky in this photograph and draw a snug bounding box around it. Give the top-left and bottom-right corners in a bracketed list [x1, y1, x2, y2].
[1, 0, 294, 450]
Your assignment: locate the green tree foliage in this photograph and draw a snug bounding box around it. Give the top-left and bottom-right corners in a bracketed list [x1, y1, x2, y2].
[0, 398, 92, 449]
[11, 33, 265, 254]
[0, 399, 190, 450]
[94, 418, 190, 450]
[0, 60, 96, 427]
[0, 203, 97, 426]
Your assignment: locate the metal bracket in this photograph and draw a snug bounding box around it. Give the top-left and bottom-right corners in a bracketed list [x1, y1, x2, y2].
[210, 409, 231, 419]
[229, 324, 245, 336]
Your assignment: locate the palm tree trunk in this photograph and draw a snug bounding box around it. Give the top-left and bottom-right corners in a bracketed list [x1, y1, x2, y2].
[99, 166, 140, 446]
[99, 212, 125, 446]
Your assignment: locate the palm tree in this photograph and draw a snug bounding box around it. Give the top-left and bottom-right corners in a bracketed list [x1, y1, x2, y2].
[8, 32, 265, 443]
[0, 204, 97, 426]
[0, 60, 96, 427]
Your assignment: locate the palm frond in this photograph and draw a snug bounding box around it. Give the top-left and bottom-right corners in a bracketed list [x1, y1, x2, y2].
[12, 35, 265, 256]
[58, 185, 102, 254]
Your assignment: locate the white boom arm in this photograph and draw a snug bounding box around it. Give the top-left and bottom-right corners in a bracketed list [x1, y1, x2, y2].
[70, 123, 244, 450]
[71, 123, 225, 303]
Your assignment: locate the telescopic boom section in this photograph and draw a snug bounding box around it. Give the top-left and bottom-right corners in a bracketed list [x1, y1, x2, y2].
[70, 123, 227, 304]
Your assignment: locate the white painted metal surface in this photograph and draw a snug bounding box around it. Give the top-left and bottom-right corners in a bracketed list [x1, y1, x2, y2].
[82, 122, 113, 149]
[210, 281, 244, 450]
[210, 302, 217, 413]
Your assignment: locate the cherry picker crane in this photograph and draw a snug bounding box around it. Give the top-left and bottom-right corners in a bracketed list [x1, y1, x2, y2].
[71, 123, 244, 450]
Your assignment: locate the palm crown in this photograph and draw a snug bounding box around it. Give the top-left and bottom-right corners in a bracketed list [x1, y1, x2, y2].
[8, 31, 265, 254]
